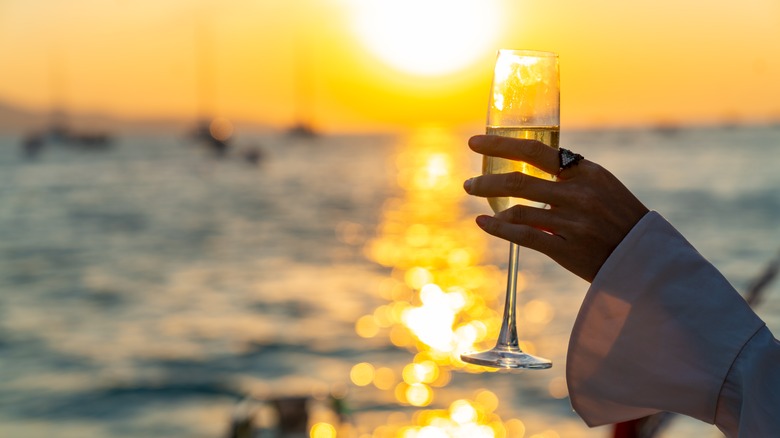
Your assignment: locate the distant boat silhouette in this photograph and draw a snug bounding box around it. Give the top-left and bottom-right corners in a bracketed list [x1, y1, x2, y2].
[286, 26, 318, 138]
[188, 9, 234, 157]
[19, 49, 114, 157]
[286, 122, 317, 138]
[40, 110, 113, 150]
[47, 48, 115, 149]
[241, 146, 264, 165]
[189, 118, 231, 157]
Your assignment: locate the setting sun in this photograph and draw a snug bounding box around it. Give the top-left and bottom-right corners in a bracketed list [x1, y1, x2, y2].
[0, 0, 777, 132]
[349, 0, 500, 76]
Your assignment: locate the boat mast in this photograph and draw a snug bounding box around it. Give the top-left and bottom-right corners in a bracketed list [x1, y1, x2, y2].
[195, 6, 216, 125]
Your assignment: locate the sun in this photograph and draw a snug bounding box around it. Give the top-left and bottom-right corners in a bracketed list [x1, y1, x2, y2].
[350, 0, 501, 76]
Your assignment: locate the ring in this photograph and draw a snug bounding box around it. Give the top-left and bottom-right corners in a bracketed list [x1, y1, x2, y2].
[558, 148, 584, 175]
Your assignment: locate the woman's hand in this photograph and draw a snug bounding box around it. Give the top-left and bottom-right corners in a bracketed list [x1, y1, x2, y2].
[464, 135, 649, 282]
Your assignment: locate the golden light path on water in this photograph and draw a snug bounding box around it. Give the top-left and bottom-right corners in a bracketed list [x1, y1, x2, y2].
[307, 127, 563, 437]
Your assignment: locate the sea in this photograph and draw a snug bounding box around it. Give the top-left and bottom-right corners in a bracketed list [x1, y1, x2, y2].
[1, 124, 779, 438]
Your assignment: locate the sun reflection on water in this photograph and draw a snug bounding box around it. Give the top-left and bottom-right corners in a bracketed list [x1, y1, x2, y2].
[362, 127, 507, 367]
[309, 126, 558, 437]
[303, 126, 563, 436]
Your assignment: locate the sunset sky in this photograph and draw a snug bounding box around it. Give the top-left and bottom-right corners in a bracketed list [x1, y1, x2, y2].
[1, 0, 779, 133]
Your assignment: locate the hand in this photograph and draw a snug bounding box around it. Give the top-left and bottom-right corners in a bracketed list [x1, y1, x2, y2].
[464, 135, 649, 282]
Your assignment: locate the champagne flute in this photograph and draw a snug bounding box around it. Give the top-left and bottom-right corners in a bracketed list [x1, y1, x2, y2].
[461, 50, 559, 369]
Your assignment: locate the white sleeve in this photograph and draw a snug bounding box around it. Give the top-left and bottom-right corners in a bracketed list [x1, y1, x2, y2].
[714, 326, 780, 436]
[566, 211, 766, 434]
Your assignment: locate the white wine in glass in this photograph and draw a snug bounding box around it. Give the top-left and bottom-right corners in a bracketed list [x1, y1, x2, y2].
[483, 126, 560, 212]
[461, 50, 559, 369]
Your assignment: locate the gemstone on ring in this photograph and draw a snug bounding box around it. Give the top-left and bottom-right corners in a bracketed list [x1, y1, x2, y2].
[558, 148, 584, 171]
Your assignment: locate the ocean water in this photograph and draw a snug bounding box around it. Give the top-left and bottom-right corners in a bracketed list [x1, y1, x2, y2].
[0, 125, 778, 438]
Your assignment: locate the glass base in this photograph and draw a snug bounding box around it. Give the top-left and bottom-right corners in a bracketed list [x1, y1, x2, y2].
[460, 348, 552, 369]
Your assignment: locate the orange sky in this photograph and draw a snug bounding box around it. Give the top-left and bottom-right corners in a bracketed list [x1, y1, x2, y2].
[1, 0, 779, 133]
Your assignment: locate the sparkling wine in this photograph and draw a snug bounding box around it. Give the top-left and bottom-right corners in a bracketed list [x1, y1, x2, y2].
[483, 126, 560, 213]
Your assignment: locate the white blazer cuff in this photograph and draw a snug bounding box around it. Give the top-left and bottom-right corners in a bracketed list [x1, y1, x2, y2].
[566, 211, 764, 426]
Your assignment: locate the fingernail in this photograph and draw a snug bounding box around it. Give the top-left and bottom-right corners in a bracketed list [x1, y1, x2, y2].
[476, 215, 490, 227]
[463, 178, 474, 193]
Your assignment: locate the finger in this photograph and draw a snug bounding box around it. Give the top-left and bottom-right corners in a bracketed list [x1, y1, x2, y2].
[469, 135, 559, 175]
[494, 204, 565, 233]
[475, 215, 564, 255]
[464, 171, 563, 205]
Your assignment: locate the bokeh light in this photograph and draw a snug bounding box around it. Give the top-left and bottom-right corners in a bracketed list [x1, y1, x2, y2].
[310, 422, 337, 438]
[350, 362, 375, 387]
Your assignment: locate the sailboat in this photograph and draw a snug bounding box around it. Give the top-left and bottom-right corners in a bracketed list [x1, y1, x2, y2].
[20, 47, 113, 157]
[189, 9, 232, 157]
[49, 47, 114, 148]
[286, 26, 318, 138]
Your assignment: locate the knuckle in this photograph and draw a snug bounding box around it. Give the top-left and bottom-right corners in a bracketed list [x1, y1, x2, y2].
[580, 161, 603, 177]
[504, 171, 527, 191]
[585, 162, 615, 184]
[516, 226, 537, 247]
[562, 180, 596, 208]
[567, 220, 589, 238]
[570, 190, 590, 208]
[525, 140, 547, 159]
[507, 205, 524, 223]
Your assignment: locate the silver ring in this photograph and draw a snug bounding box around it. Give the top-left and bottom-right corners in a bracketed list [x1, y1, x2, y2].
[558, 148, 584, 175]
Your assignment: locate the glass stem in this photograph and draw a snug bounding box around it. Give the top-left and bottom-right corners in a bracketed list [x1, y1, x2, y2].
[496, 242, 521, 351]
